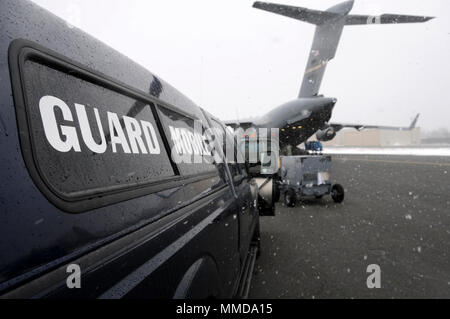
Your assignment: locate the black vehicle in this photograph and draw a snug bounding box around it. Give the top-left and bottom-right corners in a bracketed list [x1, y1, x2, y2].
[0, 0, 265, 299]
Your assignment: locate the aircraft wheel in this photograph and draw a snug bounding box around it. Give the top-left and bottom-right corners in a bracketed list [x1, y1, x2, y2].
[284, 189, 296, 207]
[331, 184, 345, 203]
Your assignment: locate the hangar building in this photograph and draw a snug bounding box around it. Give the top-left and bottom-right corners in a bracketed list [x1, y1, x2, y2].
[319, 128, 421, 147]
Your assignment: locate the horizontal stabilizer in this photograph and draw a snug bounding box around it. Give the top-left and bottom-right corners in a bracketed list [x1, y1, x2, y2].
[253, 1, 434, 98]
[253, 1, 339, 25]
[345, 14, 434, 26]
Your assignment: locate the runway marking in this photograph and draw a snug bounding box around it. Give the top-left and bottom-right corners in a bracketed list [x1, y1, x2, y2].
[336, 157, 450, 167]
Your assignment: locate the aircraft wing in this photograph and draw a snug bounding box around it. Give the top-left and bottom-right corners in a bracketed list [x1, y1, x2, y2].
[330, 114, 420, 132]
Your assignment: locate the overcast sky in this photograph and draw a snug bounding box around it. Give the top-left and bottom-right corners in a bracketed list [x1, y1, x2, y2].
[30, 0, 450, 131]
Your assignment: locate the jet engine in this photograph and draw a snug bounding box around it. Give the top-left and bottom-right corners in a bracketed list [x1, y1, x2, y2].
[316, 127, 336, 142]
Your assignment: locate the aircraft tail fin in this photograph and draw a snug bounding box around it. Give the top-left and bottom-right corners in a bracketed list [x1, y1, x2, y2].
[409, 113, 420, 130]
[254, 1, 353, 98]
[299, 19, 346, 98]
[253, 1, 434, 98]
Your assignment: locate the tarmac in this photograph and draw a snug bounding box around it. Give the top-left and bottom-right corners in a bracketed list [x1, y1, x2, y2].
[249, 155, 450, 299]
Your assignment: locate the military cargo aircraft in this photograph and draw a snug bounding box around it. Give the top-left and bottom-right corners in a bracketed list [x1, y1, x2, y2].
[227, 1, 433, 154]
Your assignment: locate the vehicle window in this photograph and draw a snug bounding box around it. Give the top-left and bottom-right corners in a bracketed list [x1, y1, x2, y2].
[21, 60, 175, 199]
[157, 106, 217, 176]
